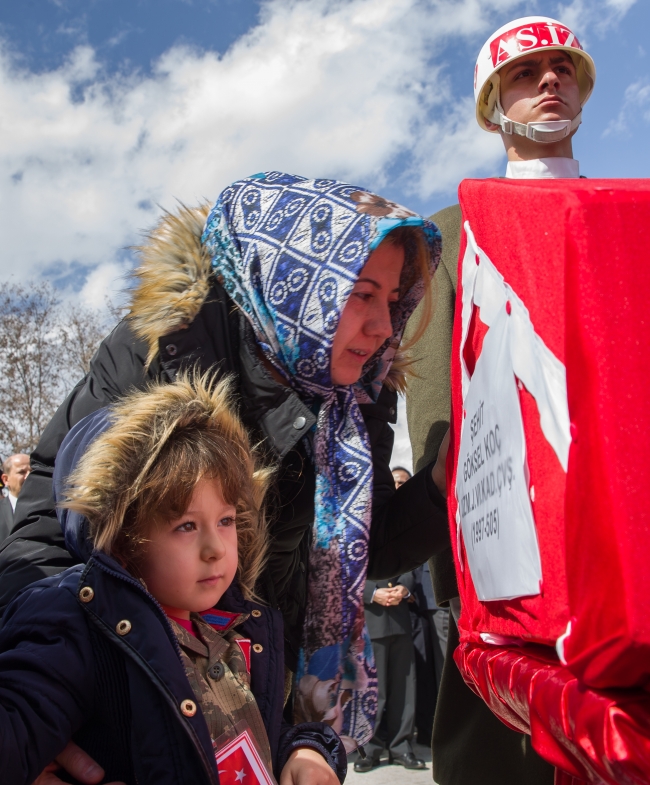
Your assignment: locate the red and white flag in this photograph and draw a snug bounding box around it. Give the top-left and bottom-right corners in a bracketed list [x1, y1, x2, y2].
[215, 729, 276, 785]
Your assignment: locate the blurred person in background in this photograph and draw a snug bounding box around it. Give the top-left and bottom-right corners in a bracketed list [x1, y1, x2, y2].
[354, 465, 425, 773]
[391, 466, 411, 488]
[392, 466, 448, 744]
[2, 454, 30, 512]
[0, 454, 30, 541]
[408, 561, 449, 744]
[357, 571, 425, 772]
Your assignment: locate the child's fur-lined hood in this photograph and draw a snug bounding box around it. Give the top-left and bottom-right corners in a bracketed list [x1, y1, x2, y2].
[128, 203, 410, 392]
[56, 374, 271, 601]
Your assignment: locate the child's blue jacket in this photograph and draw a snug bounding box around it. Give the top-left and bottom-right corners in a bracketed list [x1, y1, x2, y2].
[0, 410, 346, 785]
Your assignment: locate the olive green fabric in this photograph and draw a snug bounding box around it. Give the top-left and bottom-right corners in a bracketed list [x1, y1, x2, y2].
[404, 204, 461, 607]
[433, 616, 554, 785]
[405, 204, 460, 473]
[404, 204, 554, 785]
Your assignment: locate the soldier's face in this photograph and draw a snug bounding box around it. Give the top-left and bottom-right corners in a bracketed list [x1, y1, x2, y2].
[498, 50, 581, 126]
[138, 478, 239, 619]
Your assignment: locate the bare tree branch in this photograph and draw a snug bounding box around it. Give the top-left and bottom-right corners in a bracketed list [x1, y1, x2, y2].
[61, 307, 109, 380]
[0, 282, 118, 455]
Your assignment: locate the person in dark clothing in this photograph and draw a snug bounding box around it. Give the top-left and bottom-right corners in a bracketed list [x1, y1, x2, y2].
[0, 374, 345, 785]
[0, 454, 30, 543]
[0, 174, 451, 782]
[355, 573, 425, 772]
[1, 454, 31, 513]
[408, 561, 448, 744]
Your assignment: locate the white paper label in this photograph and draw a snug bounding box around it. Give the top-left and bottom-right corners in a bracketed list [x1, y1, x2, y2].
[456, 304, 542, 601]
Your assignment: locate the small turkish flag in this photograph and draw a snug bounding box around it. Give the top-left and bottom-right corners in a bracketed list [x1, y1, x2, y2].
[215, 729, 276, 785]
[235, 639, 252, 673]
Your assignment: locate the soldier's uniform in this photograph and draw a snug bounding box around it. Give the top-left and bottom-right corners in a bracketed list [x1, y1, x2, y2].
[170, 611, 273, 769]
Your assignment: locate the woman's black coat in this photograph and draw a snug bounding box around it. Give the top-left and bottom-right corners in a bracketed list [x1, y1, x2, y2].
[0, 277, 449, 668]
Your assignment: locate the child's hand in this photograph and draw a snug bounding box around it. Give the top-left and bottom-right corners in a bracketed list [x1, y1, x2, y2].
[280, 746, 339, 785]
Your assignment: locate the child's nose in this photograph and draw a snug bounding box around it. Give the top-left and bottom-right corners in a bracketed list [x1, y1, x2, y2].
[201, 530, 227, 560]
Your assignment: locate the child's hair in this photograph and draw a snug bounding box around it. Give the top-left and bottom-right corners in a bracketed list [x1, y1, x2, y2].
[62, 372, 272, 600]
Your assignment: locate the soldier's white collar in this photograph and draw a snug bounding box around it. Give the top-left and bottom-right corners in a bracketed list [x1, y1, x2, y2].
[505, 158, 580, 179]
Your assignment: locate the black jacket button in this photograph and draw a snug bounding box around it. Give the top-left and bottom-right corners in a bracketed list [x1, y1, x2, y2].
[208, 662, 225, 681]
[166, 344, 178, 356]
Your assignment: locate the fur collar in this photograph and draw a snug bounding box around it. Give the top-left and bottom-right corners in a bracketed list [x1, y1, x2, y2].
[128, 203, 408, 392]
[129, 203, 212, 368]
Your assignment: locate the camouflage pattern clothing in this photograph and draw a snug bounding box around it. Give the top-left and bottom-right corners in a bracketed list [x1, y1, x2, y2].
[170, 613, 273, 769]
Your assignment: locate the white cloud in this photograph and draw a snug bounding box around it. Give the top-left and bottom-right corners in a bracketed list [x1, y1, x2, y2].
[603, 77, 650, 136]
[555, 0, 639, 38]
[408, 95, 504, 199]
[0, 0, 524, 287]
[605, 0, 638, 12]
[77, 259, 130, 310]
[0, 0, 638, 292]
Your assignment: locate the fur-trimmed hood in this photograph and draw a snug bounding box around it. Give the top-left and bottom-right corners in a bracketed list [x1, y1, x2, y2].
[53, 374, 271, 599]
[129, 203, 213, 369]
[128, 203, 410, 392]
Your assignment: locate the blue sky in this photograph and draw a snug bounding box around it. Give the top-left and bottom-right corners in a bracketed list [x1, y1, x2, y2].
[0, 0, 647, 307]
[0, 0, 647, 469]
[0, 1, 260, 74]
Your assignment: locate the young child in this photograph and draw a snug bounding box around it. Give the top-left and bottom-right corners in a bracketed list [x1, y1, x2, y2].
[0, 374, 345, 785]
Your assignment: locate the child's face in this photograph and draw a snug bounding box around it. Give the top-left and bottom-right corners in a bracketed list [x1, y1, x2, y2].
[137, 477, 238, 620]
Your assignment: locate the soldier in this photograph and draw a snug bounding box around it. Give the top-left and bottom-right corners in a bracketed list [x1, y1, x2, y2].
[405, 15, 595, 785]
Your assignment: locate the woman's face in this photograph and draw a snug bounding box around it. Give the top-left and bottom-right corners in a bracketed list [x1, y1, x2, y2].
[331, 241, 404, 386]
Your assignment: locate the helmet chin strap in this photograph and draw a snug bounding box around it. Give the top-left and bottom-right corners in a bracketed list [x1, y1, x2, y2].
[497, 111, 582, 143]
[489, 93, 582, 143]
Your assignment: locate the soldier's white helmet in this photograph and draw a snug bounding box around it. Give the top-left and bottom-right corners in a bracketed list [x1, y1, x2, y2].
[474, 16, 596, 143]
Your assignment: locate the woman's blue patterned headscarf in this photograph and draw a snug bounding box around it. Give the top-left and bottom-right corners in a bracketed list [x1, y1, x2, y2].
[203, 172, 441, 749]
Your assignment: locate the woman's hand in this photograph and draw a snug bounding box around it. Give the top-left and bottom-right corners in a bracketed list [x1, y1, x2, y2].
[280, 747, 339, 785]
[431, 428, 450, 497]
[32, 742, 125, 785]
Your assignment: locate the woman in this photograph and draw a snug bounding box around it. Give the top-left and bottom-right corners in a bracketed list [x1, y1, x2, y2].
[0, 173, 450, 780]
